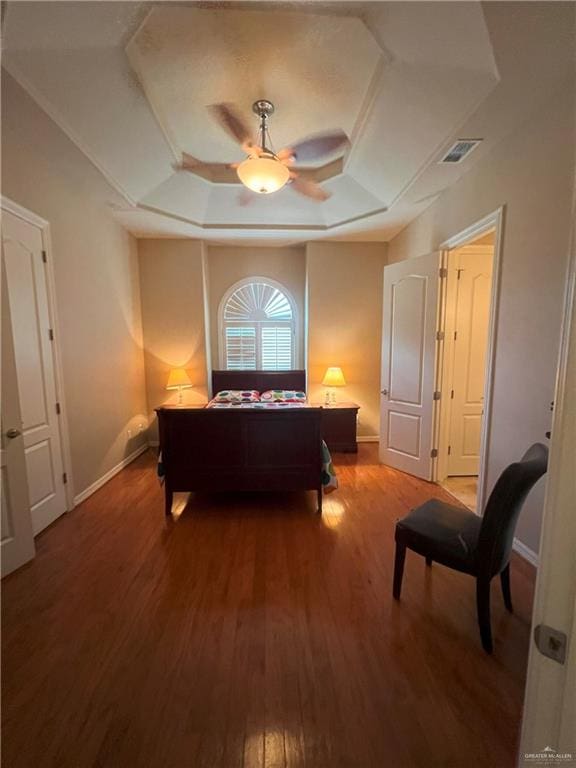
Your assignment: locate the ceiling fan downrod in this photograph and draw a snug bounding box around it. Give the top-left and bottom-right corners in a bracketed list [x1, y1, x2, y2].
[252, 99, 275, 154]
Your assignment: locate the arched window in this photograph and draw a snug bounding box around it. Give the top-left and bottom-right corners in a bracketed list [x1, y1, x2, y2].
[219, 278, 296, 370]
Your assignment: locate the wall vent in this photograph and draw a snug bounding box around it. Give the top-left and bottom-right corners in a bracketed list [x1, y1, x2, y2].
[439, 139, 482, 164]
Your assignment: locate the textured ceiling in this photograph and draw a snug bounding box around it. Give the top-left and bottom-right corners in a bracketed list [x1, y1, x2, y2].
[126, 8, 384, 165]
[3, 2, 574, 244]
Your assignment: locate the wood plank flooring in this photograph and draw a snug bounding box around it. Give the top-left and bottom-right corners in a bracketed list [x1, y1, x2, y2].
[2, 445, 535, 768]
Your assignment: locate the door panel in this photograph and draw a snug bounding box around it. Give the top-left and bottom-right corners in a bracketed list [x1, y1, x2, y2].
[389, 277, 426, 404]
[1, 255, 35, 577]
[447, 248, 493, 475]
[380, 252, 441, 479]
[2, 209, 66, 534]
[387, 411, 421, 457]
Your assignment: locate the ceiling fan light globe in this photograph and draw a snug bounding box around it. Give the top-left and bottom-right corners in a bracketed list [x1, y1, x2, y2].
[237, 155, 290, 194]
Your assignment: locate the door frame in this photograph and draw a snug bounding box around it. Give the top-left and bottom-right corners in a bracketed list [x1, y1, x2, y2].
[1, 196, 75, 511]
[432, 206, 505, 513]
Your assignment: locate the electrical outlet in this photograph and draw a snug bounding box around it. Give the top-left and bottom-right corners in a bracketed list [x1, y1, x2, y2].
[127, 429, 132, 439]
[138, 423, 145, 432]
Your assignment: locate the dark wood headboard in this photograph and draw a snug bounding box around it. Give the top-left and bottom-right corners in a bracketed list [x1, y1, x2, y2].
[212, 370, 306, 395]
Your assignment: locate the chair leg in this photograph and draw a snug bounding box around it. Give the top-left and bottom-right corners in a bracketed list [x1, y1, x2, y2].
[425, 556, 433, 567]
[476, 577, 493, 653]
[500, 564, 513, 612]
[393, 540, 406, 600]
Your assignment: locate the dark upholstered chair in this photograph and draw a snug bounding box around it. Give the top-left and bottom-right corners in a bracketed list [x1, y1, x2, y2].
[393, 444, 548, 652]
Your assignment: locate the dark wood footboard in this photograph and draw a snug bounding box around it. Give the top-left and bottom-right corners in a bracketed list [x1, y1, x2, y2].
[156, 406, 324, 515]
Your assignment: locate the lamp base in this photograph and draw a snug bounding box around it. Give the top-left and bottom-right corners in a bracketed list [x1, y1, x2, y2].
[324, 389, 338, 405]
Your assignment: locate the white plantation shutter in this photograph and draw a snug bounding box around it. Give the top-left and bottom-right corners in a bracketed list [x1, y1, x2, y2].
[225, 326, 257, 370]
[221, 279, 296, 370]
[261, 325, 293, 370]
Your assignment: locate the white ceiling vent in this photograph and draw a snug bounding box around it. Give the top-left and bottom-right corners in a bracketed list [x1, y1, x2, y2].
[439, 139, 482, 164]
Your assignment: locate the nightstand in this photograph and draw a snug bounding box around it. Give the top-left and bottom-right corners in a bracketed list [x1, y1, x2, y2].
[313, 402, 359, 453]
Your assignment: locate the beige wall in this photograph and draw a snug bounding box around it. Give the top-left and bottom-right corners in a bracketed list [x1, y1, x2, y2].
[138, 240, 209, 441]
[307, 242, 387, 437]
[1, 73, 148, 497]
[138, 239, 386, 440]
[207, 245, 306, 369]
[388, 88, 575, 554]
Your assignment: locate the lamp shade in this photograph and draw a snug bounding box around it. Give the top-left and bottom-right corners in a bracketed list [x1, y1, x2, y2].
[322, 367, 346, 387]
[237, 154, 290, 194]
[166, 368, 193, 390]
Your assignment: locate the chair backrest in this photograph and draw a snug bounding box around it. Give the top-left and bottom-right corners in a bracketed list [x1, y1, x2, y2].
[475, 443, 548, 576]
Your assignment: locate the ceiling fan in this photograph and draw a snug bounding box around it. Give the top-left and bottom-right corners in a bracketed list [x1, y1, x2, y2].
[178, 100, 350, 202]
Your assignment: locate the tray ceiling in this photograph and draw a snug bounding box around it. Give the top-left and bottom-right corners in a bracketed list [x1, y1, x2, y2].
[2, 2, 572, 244]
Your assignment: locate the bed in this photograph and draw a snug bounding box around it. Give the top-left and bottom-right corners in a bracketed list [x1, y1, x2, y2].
[156, 370, 324, 515]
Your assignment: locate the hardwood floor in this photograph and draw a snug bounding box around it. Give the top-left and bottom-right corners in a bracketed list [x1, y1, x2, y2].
[440, 475, 479, 512]
[2, 445, 536, 768]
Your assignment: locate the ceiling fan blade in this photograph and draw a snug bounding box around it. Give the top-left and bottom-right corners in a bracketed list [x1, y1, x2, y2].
[288, 130, 350, 164]
[209, 102, 254, 147]
[177, 152, 203, 172]
[277, 147, 295, 164]
[290, 176, 331, 202]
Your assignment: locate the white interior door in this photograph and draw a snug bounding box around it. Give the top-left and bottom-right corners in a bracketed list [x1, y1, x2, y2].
[379, 252, 442, 480]
[519, 231, 576, 762]
[447, 247, 493, 475]
[1, 255, 36, 576]
[1, 209, 67, 535]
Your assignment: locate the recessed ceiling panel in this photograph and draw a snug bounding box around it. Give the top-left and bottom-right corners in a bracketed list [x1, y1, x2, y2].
[204, 184, 326, 228]
[126, 7, 384, 164]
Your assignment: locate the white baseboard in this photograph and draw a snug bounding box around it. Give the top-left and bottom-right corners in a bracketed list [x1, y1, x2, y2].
[73, 443, 149, 507]
[513, 537, 539, 567]
[357, 435, 380, 443]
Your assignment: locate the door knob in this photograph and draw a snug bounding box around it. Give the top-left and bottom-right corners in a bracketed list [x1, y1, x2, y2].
[381, 389, 388, 395]
[6, 428, 21, 439]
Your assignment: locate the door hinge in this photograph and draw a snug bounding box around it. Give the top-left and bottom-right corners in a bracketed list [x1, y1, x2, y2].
[451, 389, 454, 399]
[448, 445, 451, 455]
[436, 330, 445, 341]
[62, 472, 68, 485]
[454, 331, 458, 341]
[430, 448, 438, 458]
[433, 391, 441, 401]
[457, 268, 463, 280]
[42, 250, 47, 263]
[55, 402, 61, 415]
[48, 328, 54, 341]
[439, 267, 448, 278]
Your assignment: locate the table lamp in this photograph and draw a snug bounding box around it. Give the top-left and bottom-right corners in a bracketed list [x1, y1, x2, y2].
[322, 366, 346, 404]
[166, 368, 193, 404]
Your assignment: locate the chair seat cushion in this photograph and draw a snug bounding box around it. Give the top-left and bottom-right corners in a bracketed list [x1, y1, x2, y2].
[396, 498, 481, 571]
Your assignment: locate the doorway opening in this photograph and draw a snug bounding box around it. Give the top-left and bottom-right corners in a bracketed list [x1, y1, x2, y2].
[436, 229, 496, 512]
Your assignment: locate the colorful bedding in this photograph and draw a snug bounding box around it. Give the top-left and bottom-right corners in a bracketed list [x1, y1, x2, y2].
[212, 389, 260, 403]
[210, 389, 307, 406]
[260, 389, 307, 403]
[321, 440, 338, 494]
[207, 400, 308, 409]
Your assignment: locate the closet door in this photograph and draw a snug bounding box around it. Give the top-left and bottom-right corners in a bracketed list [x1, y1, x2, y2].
[447, 248, 493, 475]
[1, 253, 35, 575]
[2, 209, 67, 534]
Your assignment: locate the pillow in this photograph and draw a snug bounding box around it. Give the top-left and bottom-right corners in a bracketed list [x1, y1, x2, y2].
[260, 389, 307, 403]
[213, 389, 260, 403]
